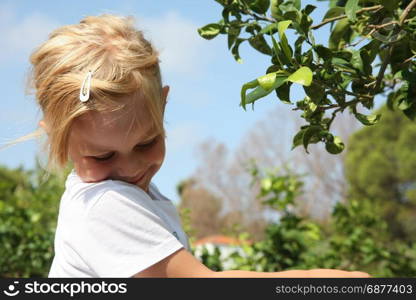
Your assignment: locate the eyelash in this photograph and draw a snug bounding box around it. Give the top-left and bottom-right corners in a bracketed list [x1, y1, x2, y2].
[93, 153, 114, 162]
[92, 137, 158, 162]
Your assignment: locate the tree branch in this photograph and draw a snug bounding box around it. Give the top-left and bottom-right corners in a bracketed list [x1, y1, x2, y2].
[368, 21, 399, 29]
[374, 0, 416, 92]
[242, 9, 276, 23]
[400, 0, 416, 26]
[311, 5, 383, 30]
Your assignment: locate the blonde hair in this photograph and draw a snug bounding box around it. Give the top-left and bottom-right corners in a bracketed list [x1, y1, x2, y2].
[20, 14, 165, 172]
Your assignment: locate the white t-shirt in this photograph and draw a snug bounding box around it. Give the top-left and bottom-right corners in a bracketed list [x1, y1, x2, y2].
[48, 170, 190, 277]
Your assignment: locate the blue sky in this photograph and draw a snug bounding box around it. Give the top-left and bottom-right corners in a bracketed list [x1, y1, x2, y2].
[0, 0, 332, 204]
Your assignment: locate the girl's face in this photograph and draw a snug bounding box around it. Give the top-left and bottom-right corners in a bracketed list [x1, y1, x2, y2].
[67, 87, 168, 193]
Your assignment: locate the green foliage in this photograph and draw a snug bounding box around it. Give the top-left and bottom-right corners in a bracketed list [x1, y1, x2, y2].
[251, 163, 304, 212]
[199, 246, 224, 271]
[198, 0, 416, 154]
[229, 214, 323, 272]
[194, 161, 416, 277]
[178, 206, 198, 248]
[345, 104, 416, 241]
[0, 162, 67, 277]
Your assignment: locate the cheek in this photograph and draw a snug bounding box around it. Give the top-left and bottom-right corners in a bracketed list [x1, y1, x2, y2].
[140, 139, 166, 169]
[68, 134, 113, 183]
[73, 157, 112, 183]
[150, 139, 165, 165]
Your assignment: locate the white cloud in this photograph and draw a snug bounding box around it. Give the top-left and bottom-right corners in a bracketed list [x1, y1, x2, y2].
[0, 5, 218, 74]
[0, 4, 60, 63]
[137, 11, 217, 75]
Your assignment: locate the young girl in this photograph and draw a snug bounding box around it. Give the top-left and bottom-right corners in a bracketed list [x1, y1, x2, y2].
[23, 14, 369, 278]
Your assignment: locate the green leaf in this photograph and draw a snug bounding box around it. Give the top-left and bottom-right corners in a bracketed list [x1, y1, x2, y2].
[278, 20, 292, 40]
[303, 4, 316, 15]
[300, 12, 313, 35]
[304, 82, 325, 103]
[271, 34, 290, 66]
[260, 23, 279, 35]
[345, 0, 359, 22]
[361, 40, 381, 64]
[280, 38, 293, 63]
[271, 0, 282, 19]
[301, 49, 313, 65]
[271, 33, 280, 56]
[329, 18, 349, 50]
[340, 73, 352, 89]
[241, 73, 288, 109]
[258, 72, 278, 90]
[245, 22, 262, 34]
[360, 50, 372, 75]
[248, 0, 270, 14]
[214, 0, 228, 6]
[261, 177, 273, 190]
[351, 50, 363, 73]
[246, 75, 287, 105]
[241, 79, 259, 110]
[322, 6, 344, 20]
[354, 112, 381, 126]
[294, 36, 305, 58]
[245, 86, 274, 106]
[283, 10, 301, 23]
[231, 38, 245, 63]
[197, 23, 222, 40]
[315, 45, 333, 60]
[303, 125, 323, 153]
[325, 136, 344, 154]
[292, 129, 305, 150]
[223, 6, 233, 22]
[308, 101, 317, 112]
[275, 82, 291, 104]
[271, 21, 293, 63]
[249, 34, 272, 55]
[280, 0, 300, 11]
[288, 66, 313, 86]
[228, 23, 242, 49]
[331, 57, 356, 73]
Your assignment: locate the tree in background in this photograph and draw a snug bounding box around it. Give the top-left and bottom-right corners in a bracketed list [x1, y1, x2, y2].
[345, 104, 416, 241]
[196, 161, 416, 277]
[177, 106, 360, 241]
[0, 162, 68, 277]
[177, 178, 228, 239]
[198, 0, 416, 154]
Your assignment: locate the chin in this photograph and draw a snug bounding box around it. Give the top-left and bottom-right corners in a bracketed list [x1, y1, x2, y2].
[84, 173, 110, 183]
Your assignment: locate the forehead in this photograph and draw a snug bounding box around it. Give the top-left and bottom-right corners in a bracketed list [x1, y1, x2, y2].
[71, 106, 154, 148]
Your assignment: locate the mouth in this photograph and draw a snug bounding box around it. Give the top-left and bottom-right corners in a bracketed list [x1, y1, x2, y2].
[127, 170, 148, 185]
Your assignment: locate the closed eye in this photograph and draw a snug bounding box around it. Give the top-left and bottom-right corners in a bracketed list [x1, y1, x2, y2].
[89, 136, 159, 161]
[91, 152, 114, 161]
[137, 137, 158, 148]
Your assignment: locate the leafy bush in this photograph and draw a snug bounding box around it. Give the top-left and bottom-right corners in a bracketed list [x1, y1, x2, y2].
[0, 163, 67, 277]
[193, 162, 416, 277]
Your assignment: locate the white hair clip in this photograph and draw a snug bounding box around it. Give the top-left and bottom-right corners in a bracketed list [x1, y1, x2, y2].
[79, 70, 93, 102]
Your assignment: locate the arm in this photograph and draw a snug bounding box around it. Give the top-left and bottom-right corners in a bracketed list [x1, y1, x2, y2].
[212, 269, 370, 278]
[132, 248, 370, 278]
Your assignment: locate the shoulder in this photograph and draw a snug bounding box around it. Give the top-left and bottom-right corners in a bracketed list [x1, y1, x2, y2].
[64, 170, 154, 211]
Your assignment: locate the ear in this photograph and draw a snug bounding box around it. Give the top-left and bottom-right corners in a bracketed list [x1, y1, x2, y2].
[162, 85, 170, 104]
[39, 120, 49, 134]
[161, 85, 170, 114]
